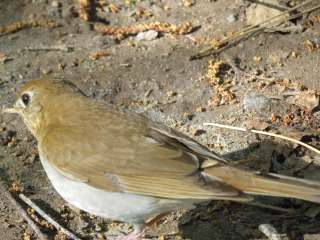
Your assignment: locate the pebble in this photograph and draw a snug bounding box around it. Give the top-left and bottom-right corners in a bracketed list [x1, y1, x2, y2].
[227, 14, 237, 23]
[242, 94, 271, 113]
[136, 30, 158, 41]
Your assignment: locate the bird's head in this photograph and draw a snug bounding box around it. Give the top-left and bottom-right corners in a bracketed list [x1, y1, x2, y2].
[4, 80, 81, 138]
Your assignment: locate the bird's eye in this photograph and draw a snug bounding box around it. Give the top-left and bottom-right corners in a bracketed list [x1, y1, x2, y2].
[21, 93, 30, 106]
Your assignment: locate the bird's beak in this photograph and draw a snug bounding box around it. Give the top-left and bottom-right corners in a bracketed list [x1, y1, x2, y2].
[2, 100, 23, 114]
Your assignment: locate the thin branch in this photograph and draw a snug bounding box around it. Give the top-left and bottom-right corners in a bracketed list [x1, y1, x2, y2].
[24, 45, 74, 52]
[203, 123, 320, 157]
[0, 183, 49, 240]
[19, 193, 82, 240]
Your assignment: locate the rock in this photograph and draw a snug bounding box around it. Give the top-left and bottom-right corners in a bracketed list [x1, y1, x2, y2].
[136, 30, 158, 41]
[243, 94, 271, 113]
[246, 0, 289, 26]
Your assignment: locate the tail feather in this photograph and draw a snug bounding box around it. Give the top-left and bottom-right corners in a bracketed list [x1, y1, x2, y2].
[204, 165, 320, 203]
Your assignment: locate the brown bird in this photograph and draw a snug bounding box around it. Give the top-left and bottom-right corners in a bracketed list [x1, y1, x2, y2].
[5, 79, 320, 239]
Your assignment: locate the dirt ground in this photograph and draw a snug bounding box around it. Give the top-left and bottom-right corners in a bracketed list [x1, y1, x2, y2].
[0, 0, 320, 239]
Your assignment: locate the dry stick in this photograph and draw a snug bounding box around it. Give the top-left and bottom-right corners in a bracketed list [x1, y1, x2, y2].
[203, 123, 320, 158]
[19, 193, 82, 240]
[191, 0, 319, 59]
[24, 45, 74, 52]
[0, 183, 49, 240]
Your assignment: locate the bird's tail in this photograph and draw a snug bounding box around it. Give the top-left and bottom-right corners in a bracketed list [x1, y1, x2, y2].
[204, 165, 320, 203]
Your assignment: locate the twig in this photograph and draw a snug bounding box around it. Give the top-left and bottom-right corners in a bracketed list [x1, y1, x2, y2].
[190, 0, 320, 59]
[0, 182, 48, 240]
[24, 45, 74, 52]
[19, 193, 82, 240]
[258, 224, 285, 240]
[293, 160, 315, 174]
[203, 123, 320, 158]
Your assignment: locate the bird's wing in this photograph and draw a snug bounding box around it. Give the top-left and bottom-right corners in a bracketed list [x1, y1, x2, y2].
[40, 111, 242, 200]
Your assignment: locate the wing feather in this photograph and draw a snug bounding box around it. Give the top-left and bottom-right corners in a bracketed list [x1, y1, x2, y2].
[40, 108, 241, 200]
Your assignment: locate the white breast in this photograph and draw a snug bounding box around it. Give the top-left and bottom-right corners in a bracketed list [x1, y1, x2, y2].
[39, 157, 193, 224]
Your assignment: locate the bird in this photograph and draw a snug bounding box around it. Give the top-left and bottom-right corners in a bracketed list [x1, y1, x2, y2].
[4, 79, 320, 240]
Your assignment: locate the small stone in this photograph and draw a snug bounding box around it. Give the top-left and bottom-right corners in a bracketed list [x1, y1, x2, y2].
[227, 14, 237, 23]
[243, 94, 271, 113]
[136, 30, 158, 41]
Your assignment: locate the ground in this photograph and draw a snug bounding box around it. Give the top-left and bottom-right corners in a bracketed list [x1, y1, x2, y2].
[0, 0, 320, 239]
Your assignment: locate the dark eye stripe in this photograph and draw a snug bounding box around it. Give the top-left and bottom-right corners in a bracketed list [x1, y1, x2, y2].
[21, 93, 30, 105]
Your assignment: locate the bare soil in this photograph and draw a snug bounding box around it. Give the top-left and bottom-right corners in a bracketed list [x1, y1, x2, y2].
[0, 0, 320, 239]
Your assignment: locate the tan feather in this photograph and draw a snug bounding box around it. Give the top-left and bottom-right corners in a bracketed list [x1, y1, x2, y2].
[204, 165, 320, 203]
